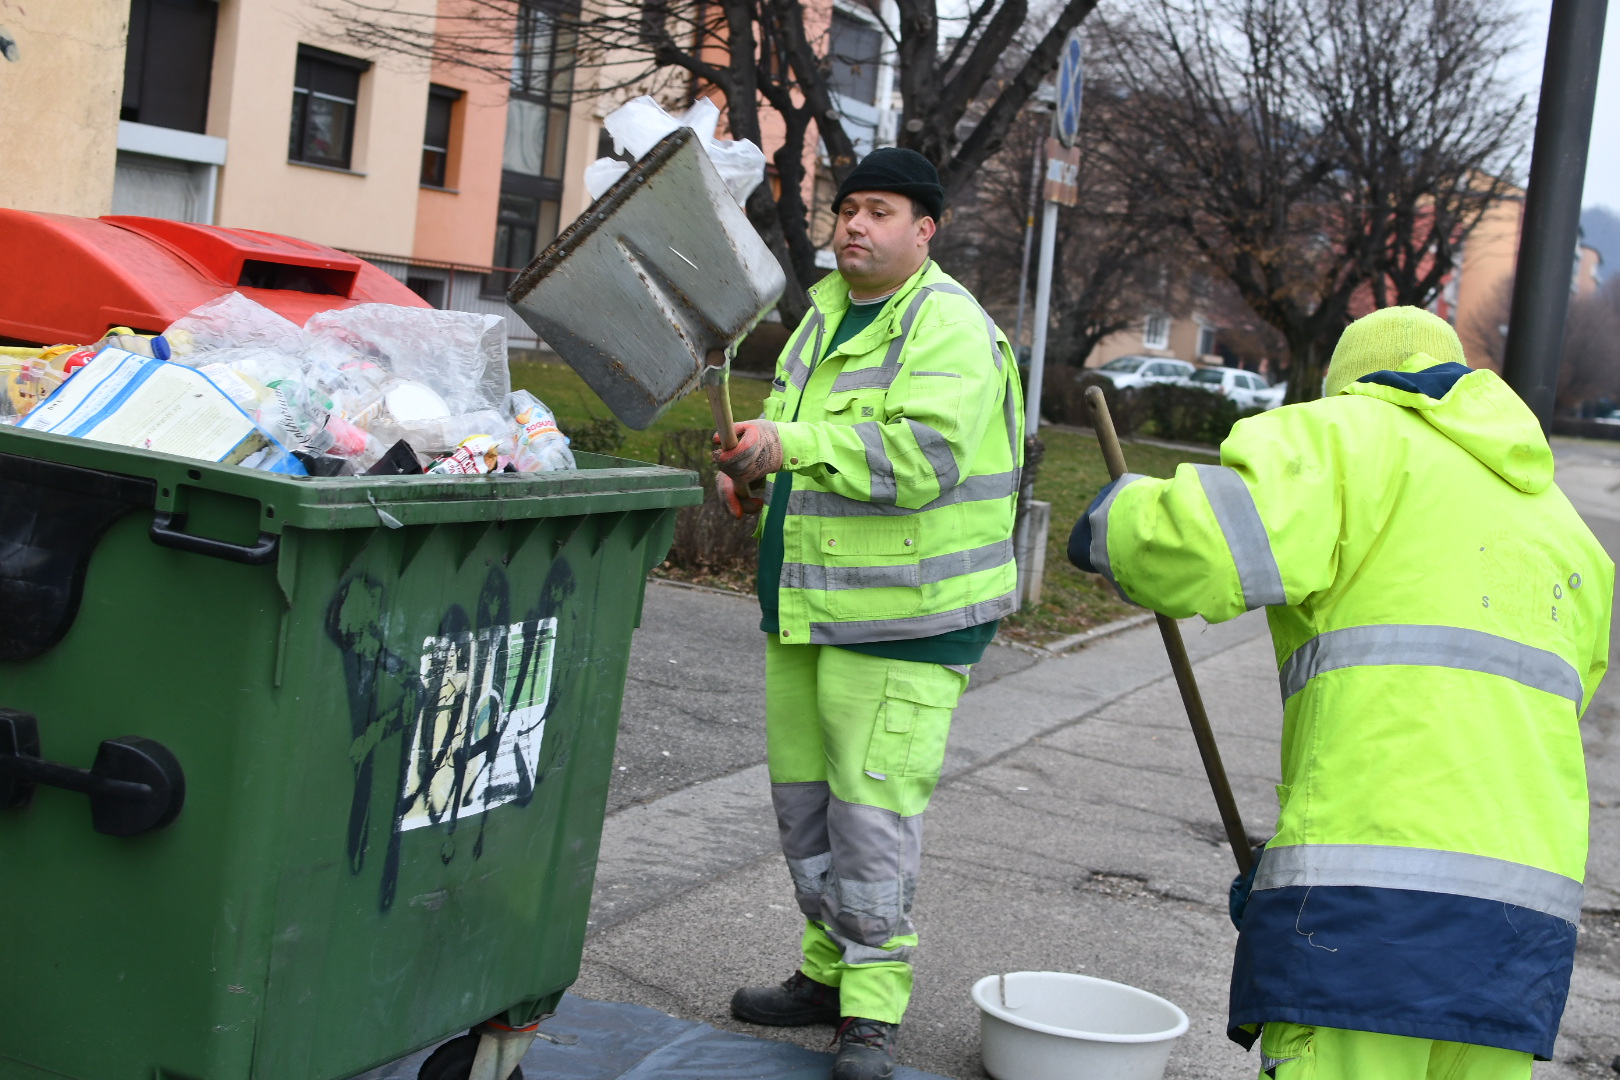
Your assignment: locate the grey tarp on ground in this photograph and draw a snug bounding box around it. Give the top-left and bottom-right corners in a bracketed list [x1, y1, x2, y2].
[356, 994, 950, 1080]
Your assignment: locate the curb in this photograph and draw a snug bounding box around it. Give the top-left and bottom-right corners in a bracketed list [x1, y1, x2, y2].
[1009, 612, 1157, 657]
[649, 576, 1160, 657]
[648, 575, 753, 599]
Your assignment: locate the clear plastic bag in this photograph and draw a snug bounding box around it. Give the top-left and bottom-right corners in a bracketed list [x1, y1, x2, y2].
[588, 96, 766, 206]
[304, 305, 510, 415]
[164, 293, 308, 358]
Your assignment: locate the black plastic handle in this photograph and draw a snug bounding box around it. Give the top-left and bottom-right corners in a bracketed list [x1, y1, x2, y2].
[150, 511, 279, 565]
[0, 710, 185, 837]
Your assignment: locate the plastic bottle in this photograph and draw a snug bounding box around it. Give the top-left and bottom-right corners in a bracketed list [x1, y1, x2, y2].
[505, 390, 576, 472]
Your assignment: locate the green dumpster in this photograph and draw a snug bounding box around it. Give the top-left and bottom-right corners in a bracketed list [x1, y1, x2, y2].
[0, 422, 701, 1080]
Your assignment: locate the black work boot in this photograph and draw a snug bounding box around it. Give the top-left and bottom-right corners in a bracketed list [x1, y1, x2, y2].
[730, 970, 841, 1026]
[830, 1016, 899, 1079]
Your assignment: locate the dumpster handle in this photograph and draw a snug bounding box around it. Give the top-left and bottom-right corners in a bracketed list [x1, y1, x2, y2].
[150, 511, 279, 565]
[0, 710, 186, 837]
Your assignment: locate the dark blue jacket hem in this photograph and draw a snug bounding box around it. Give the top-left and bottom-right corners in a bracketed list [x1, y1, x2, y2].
[1230, 884, 1574, 1063]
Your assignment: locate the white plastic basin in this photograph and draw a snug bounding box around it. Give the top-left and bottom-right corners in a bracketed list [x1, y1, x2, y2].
[972, 971, 1190, 1080]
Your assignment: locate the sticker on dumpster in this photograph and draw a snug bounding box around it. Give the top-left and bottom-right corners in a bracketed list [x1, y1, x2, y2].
[399, 617, 557, 831]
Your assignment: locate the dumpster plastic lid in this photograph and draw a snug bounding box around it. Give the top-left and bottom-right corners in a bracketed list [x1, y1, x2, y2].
[103, 217, 366, 298]
[0, 209, 426, 347]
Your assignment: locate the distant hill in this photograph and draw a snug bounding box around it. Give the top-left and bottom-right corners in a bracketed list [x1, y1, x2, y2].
[1582, 206, 1620, 280]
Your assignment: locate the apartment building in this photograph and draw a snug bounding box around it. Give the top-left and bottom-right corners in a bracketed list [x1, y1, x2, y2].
[1, 0, 612, 346]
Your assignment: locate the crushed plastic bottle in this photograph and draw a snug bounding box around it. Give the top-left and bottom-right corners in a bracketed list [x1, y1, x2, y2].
[505, 390, 576, 472]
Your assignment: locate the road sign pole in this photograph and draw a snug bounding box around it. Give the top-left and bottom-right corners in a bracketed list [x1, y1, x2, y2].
[1026, 201, 1059, 436]
[1015, 27, 1082, 609]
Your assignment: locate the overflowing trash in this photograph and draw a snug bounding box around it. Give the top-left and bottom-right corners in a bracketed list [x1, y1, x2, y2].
[582, 96, 766, 207]
[1, 292, 576, 478]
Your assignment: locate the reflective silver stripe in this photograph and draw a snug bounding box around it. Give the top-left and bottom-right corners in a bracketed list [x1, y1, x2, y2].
[785, 471, 1017, 518]
[907, 419, 959, 492]
[783, 310, 824, 391]
[1088, 473, 1145, 589]
[786, 852, 833, 916]
[781, 539, 1014, 592]
[855, 421, 897, 504]
[911, 370, 961, 378]
[1192, 463, 1286, 609]
[809, 590, 1018, 644]
[831, 367, 900, 393]
[1252, 843, 1584, 923]
[880, 288, 938, 370]
[1279, 624, 1584, 706]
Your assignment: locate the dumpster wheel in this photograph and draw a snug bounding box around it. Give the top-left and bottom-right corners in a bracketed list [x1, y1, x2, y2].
[418, 1033, 527, 1080]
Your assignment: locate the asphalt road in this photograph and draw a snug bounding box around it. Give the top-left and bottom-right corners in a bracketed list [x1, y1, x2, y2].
[571, 437, 1620, 1079]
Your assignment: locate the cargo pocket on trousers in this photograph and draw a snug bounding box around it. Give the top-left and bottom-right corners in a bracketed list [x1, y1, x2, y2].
[862, 668, 962, 780]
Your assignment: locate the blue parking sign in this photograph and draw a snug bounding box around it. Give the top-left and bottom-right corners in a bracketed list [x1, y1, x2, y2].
[1057, 30, 1084, 147]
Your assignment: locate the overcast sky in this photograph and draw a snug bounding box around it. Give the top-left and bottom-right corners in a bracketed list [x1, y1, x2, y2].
[1508, 0, 1620, 213]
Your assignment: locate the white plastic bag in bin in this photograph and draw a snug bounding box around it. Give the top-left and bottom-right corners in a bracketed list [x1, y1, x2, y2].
[585, 96, 766, 206]
[304, 305, 510, 415]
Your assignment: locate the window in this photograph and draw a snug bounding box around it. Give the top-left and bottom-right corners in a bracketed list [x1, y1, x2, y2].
[1189, 369, 1225, 385]
[490, 0, 578, 295]
[487, 194, 560, 295]
[1142, 313, 1171, 350]
[421, 84, 462, 187]
[289, 45, 370, 170]
[503, 1, 575, 180]
[1100, 357, 1146, 373]
[828, 10, 883, 106]
[1196, 323, 1217, 357]
[122, 0, 218, 133]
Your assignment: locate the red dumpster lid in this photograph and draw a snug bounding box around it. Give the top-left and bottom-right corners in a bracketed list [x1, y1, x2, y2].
[0, 209, 429, 347]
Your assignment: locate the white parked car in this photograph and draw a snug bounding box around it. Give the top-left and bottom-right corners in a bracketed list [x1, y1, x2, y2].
[1181, 366, 1278, 410]
[1090, 355, 1197, 393]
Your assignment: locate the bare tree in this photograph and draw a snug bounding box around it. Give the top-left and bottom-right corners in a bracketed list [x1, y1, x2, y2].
[322, 0, 1105, 326]
[1558, 280, 1620, 413]
[933, 103, 1183, 366]
[1089, 0, 1525, 401]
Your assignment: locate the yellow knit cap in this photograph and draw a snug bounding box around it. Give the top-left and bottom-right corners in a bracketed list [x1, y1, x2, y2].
[1324, 307, 1468, 397]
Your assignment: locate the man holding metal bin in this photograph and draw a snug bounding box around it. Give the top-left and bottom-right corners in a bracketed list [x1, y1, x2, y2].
[712, 148, 1024, 1079]
[1067, 307, 1611, 1079]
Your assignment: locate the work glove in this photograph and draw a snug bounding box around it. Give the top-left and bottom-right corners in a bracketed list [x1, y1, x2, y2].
[1228, 840, 1269, 930]
[717, 471, 765, 519]
[1067, 480, 1121, 573]
[712, 419, 783, 485]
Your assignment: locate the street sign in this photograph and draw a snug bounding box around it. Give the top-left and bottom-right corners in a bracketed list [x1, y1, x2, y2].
[1056, 28, 1084, 148]
[1043, 138, 1081, 206]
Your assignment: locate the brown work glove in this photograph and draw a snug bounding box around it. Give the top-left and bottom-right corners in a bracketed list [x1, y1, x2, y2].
[717, 471, 766, 519]
[712, 419, 783, 485]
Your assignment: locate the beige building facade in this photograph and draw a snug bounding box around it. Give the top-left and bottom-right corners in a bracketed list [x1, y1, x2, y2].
[0, 0, 128, 218]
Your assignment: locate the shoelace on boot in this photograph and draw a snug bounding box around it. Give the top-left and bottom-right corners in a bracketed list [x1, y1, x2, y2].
[831, 1017, 891, 1050]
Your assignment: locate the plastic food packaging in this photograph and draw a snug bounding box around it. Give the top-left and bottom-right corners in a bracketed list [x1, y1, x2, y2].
[428, 434, 502, 476]
[584, 96, 767, 206]
[20, 348, 280, 467]
[2, 356, 67, 419]
[505, 390, 576, 472]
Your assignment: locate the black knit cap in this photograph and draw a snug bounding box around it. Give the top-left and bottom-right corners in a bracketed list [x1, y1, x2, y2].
[834, 147, 945, 222]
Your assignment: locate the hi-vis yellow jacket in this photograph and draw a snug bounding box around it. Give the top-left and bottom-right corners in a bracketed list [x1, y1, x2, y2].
[762, 260, 1024, 645]
[1072, 356, 1612, 1058]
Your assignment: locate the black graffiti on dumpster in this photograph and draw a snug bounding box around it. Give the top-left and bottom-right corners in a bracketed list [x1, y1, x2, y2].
[326, 557, 576, 911]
